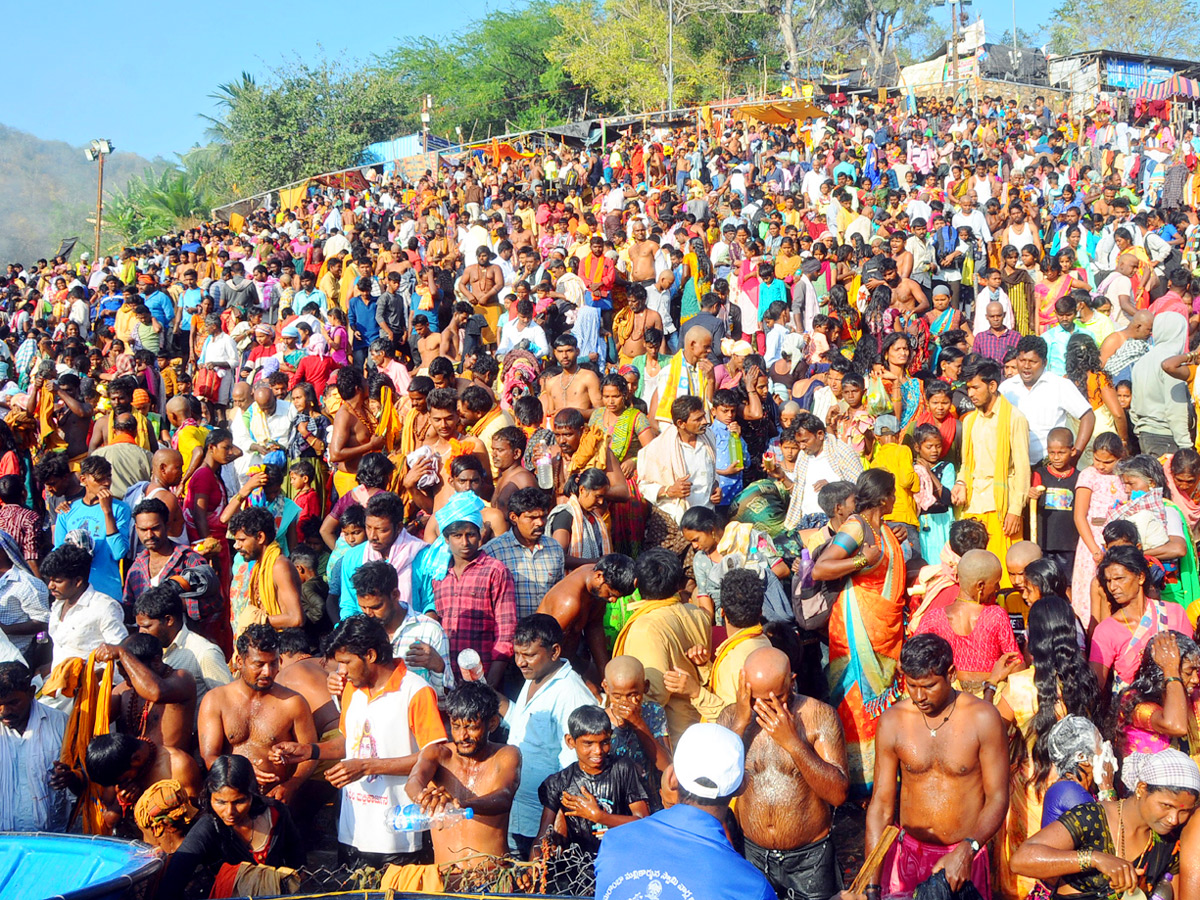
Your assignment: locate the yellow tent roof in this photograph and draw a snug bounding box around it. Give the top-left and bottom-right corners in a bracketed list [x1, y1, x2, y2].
[734, 100, 826, 124]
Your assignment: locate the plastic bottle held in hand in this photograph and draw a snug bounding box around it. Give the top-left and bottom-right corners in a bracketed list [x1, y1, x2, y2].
[385, 802, 474, 832]
[536, 454, 554, 490]
[458, 648, 485, 682]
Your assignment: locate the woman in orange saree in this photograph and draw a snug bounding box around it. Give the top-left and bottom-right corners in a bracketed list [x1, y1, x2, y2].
[1033, 254, 1072, 334]
[810, 469, 906, 797]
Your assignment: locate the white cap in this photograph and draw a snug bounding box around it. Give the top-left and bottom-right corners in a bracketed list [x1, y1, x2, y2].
[673, 723, 744, 799]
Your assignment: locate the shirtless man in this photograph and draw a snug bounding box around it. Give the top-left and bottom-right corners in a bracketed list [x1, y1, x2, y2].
[413, 315, 441, 370]
[1098, 308, 1152, 367]
[718, 647, 848, 900]
[144, 448, 186, 544]
[99, 633, 197, 752]
[457, 245, 504, 309]
[440, 301, 473, 365]
[404, 682, 522, 877]
[617, 285, 663, 361]
[89, 376, 158, 452]
[330, 367, 386, 490]
[32, 372, 92, 460]
[275, 628, 339, 738]
[628, 220, 658, 285]
[541, 334, 602, 420]
[868, 257, 930, 316]
[491, 426, 537, 518]
[865, 633, 1009, 898]
[537, 554, 636, 678]
[198, 625, 318, 804]
[83, 731, 203, 836]
[402, 387, 492, 513]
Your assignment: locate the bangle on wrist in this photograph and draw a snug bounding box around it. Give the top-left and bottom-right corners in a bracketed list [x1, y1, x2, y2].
[310, 743, 319, 761]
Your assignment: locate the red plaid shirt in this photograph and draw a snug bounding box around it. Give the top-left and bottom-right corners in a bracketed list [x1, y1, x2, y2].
[0, 505, 40, 561]
[433, 553, 517, 678]
[123, 545, 209, 618]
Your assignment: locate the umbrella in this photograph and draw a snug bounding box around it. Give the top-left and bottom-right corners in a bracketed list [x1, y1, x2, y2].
[1135, 74, 1200, 100]
[181, 242, 201, 253]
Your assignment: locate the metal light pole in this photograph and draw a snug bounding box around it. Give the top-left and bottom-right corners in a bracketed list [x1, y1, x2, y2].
[1012, 0, 1018, 52]
[667, 0, 674, 112]
[85, 139, 113, 264]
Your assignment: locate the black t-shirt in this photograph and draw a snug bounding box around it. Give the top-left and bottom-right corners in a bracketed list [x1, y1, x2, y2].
[537, 758, 649, 853]
[1032, 464, 1079, 553]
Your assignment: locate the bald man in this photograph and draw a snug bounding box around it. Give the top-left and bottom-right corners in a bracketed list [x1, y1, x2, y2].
[913, 550, 1022, 693]
[144, 448, 187, 545]
[654, 325, 715, 424]
[1098, 307, 1152, 381]
[718, 647, 848, 900]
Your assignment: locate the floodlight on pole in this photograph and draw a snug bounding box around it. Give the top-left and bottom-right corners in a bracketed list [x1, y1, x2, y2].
[87, 140, 114, 265]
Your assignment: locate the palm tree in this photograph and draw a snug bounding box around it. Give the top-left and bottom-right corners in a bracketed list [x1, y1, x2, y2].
[200, 71, 259, 145]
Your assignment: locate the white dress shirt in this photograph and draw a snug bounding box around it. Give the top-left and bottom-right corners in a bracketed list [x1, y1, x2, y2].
[1000, 372, 1092, 463]
[47, 588, 127, 672]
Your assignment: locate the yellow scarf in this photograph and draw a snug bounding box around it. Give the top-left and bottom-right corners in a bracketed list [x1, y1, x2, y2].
[961, 394, 1014, 517]
[56, 653, 114, 834]
[613, 598, 679, 657]
[375, 386, 402, 453]
[109, 409, 152, 450]
[613, 307, 636, 347]
[468, 406, 502, 439]
[708, 625, 763, 691]
[655, 351, 708, 422]
[251, 540, 283, 618]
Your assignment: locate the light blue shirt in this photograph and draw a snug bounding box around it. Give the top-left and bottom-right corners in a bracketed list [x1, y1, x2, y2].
[503, 662, 599, 838]
[1042, 323, 1079, 376]
[178, 288, 204, 332]
[54, 499, 131, 602]
[143, 290, 175, 331]
[293, 288, 328, 316]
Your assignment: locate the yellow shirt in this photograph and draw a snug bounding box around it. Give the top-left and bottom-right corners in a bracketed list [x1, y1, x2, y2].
[617, 599, 712, 745]
[114, 303, 139, 344]
[868, 442, 920, 526]
[318, 271, 341, 311]
[962, 401, 1031, 517]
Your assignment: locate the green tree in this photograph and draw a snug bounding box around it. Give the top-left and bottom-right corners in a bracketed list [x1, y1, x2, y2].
[1048, 0, 1198, 55]
[105, 167, 210, 245]
[840, 0, 933, 78]
[381, 2, 587, 138]
[208, 59, 407, 195]
[550, 0, 724, 111]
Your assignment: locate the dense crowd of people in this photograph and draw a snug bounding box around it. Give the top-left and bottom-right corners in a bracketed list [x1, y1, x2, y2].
[6, 89, 1200, 900]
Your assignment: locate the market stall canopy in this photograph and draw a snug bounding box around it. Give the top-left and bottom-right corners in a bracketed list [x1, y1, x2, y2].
[734, 100, 825, 124]
[1135, 74, 1200, 100]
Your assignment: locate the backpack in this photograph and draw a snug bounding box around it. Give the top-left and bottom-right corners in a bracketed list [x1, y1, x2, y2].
[791, 516, 876, 631]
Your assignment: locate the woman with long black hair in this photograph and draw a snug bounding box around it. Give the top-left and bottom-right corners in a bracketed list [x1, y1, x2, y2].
[990, 594, 1103, 898]
[1065, 332, 1128, 459]
[159, 754, 306, 897]
[1116, 631, 1200, 757]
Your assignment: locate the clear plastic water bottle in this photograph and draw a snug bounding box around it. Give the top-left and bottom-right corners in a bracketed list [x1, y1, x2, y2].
[535, 454, 554, 490]
[458, 648, 485, 682]
[385, 802, 474, 832]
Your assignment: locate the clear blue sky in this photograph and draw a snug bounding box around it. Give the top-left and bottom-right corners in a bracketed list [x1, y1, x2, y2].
[5, 0, 1047, 160]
